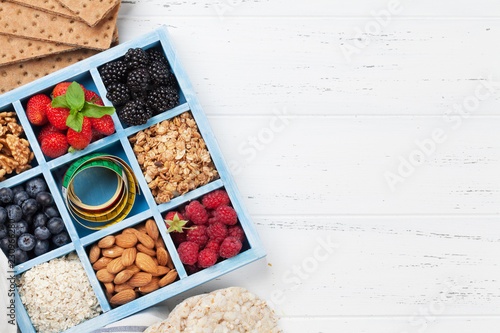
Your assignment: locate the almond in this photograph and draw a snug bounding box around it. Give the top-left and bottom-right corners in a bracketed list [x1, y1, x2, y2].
[125, 264, 141, 274]
[138, 277, 160, 294]
[102, 245, 124, 258]
[104, 282, 114, 294]
[145, 219, 159, 240]
[137, 243, 156, 257]
[93, 257, 112, 271]
[107, 257, 126, 274]
[166, 255, 174, 270]
[155, 237, 165, 250]
[89, 244, 101, 264]
[151, 265, 170, 277]
[121, 247, 137, 267]
[136, 232, 155, 249]
[128, 272, 152, 287]
[110, 289, 136, 305]
[96, 269, 115, 283]
[136, 224, 147, 234]
[152, 257, 158, 265]
[97, 235, 115, 249]
[114, 269, 135, 285]
[135, 252, 158, 274]
[158, 269, 177, 287]
[115, 233, 138, 248]
[114, 282, 134, 293]
[156, 247, 169, 266]
[123, 228, 140, 236]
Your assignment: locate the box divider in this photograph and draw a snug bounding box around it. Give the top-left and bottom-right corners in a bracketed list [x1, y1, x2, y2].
[13, 101, 45, 165]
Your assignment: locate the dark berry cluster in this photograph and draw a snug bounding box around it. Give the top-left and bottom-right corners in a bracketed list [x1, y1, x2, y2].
[0, 177, 69, 266]
[99, 47, 180, 127]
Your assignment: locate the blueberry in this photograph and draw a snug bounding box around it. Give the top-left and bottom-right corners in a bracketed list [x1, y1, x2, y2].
[11, 185, 24, 195]
[22, 199, 38, 216]
[18, 233, 35, 251]
[33, 213, 48, 228]
[34, 226, 51, 240]
[6, 205, 22, 222]
[0, 207, 7, 224]
[34, 239, 50, 256]
[24, 213, 34, 225]
[25, 177, 47, 198]
[52, 231, 70, 247]
[13, 191, 29, 206]
[44, 205, 60, 218]
[47, 217, 64, 234]
[0, 187, 13, 204]
[0, 225, 7, 239]
[10, 220, 28, 238]
[13, 248, 29, 265]
[0, 238, 10, 254]
[36, 192, 54, 206]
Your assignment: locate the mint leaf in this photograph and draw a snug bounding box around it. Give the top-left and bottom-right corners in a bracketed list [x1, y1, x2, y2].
[66, 82, 85, 111]
[81, 102, 115, 118]
[66, 109, 84, 132]
[51, 95, 70, 109]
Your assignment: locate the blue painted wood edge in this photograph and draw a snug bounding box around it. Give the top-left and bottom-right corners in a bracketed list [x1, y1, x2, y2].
[0, 166, 41, 189]
[14, 242, 75, 275]
[15, 288, 33, 333]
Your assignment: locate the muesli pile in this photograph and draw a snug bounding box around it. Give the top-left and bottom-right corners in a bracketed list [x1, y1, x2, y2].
[16, 253, 102, 333]
[129, 112, 218, 203]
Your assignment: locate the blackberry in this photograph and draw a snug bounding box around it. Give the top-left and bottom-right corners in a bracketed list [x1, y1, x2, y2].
[119, 100, 153, 126]
[148, 61, 170, 85]
[165, 72, 179, 90]
[147, 86, 180, 114]
[124, 48, 149, 70]
[99, 60, 128, 86]
[127, 68, 150, 92]
[130, 89, 148, 102]
[147, 48, 168, 65]
[106, 82, 130, 106]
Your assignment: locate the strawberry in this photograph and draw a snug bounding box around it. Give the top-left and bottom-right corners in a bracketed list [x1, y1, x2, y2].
[46, 106, 70, 130]
[37, 123, 65, 144]
[90, 115, 115, 136]
[41, 133, 69, 158]
[26, 94, 50, 126]
[90, 128, 104, 143]
[85, 90, 104, 106]
[67, 117, 92, 150]
[52, 82, 85, 98]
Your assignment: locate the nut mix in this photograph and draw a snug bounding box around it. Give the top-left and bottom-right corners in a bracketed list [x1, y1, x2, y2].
[90, 219, 177, 306]
[129, 112, 218, 204]
[17, 253, 102, 333]
[0, 111, 34, 180]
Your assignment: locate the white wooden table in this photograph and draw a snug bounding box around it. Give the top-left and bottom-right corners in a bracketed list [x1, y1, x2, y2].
[118, 1, 500, 331]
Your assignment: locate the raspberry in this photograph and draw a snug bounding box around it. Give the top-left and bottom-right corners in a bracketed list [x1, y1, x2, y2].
[170, 232, 187, 247]
[205, 240, 220, 253]
[219, 237, 242, 259]
[177, 241, 199, 265]
[228, 225, 245, 243]
[198, 249, 218, 268]
[186, 225, 208, 249]
[202, 190, 230, 210]
[185, 200, 208, 225]
[215, 206, 238, 226]
[207, 222, 227, 244]
[184, 264, 201, 275]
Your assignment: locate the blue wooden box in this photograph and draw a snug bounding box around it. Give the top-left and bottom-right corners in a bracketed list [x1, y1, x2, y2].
[0, 26, 266, 332]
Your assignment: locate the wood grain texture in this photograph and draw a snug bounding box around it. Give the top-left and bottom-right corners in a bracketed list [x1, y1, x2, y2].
[112, 2, 500, 330]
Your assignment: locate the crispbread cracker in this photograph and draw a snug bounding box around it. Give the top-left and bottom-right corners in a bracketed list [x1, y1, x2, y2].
[0, 35, 76, 66]
[56, 0, 119, 27]
[0, 49, 98, 93]
[144, 295, 207, 333]
[6, 0, 79, 20]
[145, 287, 282, 333]
[0, 1, 119, 50]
